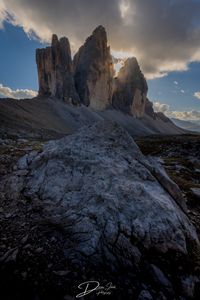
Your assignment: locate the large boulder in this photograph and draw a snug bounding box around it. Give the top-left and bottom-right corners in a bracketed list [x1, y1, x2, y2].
[112, 58, 148, 117]
[22, 121, 198, 256]
[2, 121, 199, 298]
[73, 26, 114, 110]
[36, 34, 80, 104]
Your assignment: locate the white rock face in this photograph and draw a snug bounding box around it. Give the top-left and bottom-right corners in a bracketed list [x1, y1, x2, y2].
[19, 121, 199, 268]
[87, 71, 113, 111]
[73, 26, 114, 111]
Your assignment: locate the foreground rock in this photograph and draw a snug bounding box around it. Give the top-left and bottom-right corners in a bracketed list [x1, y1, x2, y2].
[74, 26, 114, 110]
[191, 188, 200, 199]
[36, 34, 79, 104]
[0, 121, 199, 299]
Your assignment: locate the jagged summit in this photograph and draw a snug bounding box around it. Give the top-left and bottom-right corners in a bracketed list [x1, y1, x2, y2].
[35, 25, 179, 128]
[73, 25, 114, 110]
[0, 21, 184, 139]
[35, 26, 151, 116]
[51, 34, 71, 52]
[91, 25, 107, 40]
[0, 26, 184, 139]
[117, 57, 143, 80]
[36, 26, 151, 116]
[93, 25, 106, 33]
[112, 57, 148, 117]
[36, 34, 79, 104]
[51, 33, 59, 46]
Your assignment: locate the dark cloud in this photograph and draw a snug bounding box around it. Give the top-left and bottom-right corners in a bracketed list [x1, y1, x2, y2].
[1, 0, 200, 78]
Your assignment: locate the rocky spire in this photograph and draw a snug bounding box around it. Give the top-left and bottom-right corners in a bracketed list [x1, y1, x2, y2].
[112, 57, 148, 117]
[36, 34, 80, 104]
[73, 26, 114, 110]
[36, 26, 153, 118]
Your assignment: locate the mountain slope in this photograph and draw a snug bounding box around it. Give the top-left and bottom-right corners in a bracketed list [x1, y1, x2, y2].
[0, 97, 186, 139]
[172, 118, 200, 133]
[0, 25, 187, 138]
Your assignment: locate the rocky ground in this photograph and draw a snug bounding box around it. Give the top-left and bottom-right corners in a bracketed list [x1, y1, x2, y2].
[0, 125, 200, 300]
[136, 134, 200, 235]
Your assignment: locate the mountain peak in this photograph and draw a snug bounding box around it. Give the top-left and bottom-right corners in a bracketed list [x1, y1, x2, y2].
[36, 26, 153, 118]
[112, 56, 148, 117]
[92, 25, 106, 35]
[73, 25, 113, 110]
[51, 34, 59, 47]
[36, 33, 79, 103]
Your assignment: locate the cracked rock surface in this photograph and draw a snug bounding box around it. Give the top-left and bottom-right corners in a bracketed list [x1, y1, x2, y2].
[0, 121, 200, 299]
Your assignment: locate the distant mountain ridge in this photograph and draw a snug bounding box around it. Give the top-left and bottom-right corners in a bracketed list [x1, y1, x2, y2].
[171, 118, 200, 133]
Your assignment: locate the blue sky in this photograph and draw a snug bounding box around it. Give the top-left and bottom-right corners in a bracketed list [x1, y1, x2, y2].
[148, 63, 200, 112]
[0, 22, 45, 91]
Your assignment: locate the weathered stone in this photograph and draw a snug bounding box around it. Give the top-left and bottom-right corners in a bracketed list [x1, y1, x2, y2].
[74, 26, 114, 110]
[15, 121, 199, 268]
[143, 156, 188, 213]
[138, 290, 153, 300]
[181, 275, 199, 298]
[1, 247, 19, 263]
[191, 188, 200, 199]
[112, 57, 148, 117]
[0, 120, 199, 299]
[17, 154, 28, 170]
[150, 264, 173, 291]
[36, 34, 80, 104]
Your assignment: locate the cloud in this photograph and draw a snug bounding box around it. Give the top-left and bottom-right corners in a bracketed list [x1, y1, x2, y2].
[174, 81, 178, 85]
[153, 102, 170, 114]
[0, 83, 37, 99]
[1, 0, 200, 79]
[170, 110, 200, 120]
[153, 101, 200, 120]
[194, 92, 200, 100]
[0, 1, 7, 28]
[181, 89, 185, 94]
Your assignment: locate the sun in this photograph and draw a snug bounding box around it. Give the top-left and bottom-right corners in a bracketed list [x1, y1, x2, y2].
[112, 50, 133, 77]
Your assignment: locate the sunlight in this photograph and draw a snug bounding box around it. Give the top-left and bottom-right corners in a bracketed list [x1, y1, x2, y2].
[112, 50, 133, 76]
[119, 0, 130, 19]
[113, 59, 125, 77]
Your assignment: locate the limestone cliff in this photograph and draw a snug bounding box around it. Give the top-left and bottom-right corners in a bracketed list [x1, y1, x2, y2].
[73, 26, 114, 110]
[112, 57, 148, 117]
[35, 26, 172, 122]
[36, 34, 79, 104]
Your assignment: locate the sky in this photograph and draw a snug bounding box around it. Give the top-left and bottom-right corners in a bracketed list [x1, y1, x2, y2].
[0, 0, 200, 120]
